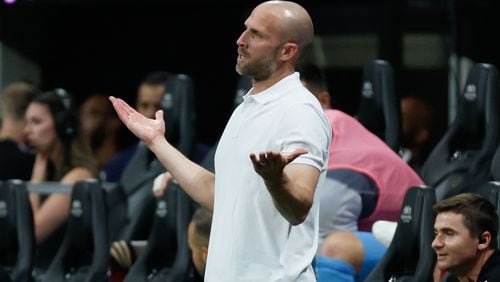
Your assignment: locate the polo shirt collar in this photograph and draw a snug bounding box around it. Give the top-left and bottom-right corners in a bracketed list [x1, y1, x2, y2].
[243, 72, 300, 104]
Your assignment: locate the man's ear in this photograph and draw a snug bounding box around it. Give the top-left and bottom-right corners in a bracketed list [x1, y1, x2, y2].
[280, 42, 299, 61]
[477, 231, 492, 250]
[202, 245, 209, 262]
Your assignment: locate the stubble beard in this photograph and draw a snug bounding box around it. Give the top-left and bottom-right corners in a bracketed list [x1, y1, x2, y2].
[236, 51, 279, 81]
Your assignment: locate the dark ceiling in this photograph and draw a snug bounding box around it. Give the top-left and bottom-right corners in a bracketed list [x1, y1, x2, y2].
[1, 0, 499, 144]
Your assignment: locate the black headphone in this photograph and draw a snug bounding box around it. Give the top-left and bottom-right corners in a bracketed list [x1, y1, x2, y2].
[479, 236, 486, 244]
[53, 88, 78, 142]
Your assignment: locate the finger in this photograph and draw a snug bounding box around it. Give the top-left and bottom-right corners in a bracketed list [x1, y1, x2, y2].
[109, 97, 132, 122]
[263, 151, 277, 166]
[116, 97, 136, 116]
[152, 173, 167, 198]
[155, 110, 164, 121]
[153, 189, 164, 198]
[249, 153, 261, 166]
[111, 96, 138, 117]
[164, 172, 173, 183]
[286, 148, 309, 162]
[258, 152, 267, 162]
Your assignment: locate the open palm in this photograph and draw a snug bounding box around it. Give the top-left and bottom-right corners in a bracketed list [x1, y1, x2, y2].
[250, 148, 308, 180]
[109, 96, 165, 146]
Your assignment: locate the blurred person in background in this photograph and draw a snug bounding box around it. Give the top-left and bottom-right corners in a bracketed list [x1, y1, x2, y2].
[400, 95, 436, 174]
[0, 81, 37, 180]
[24, 89, 98, 269]
[297, 62, 423, 282]
[102, 71, 170, 182]
[79, 93, 122, 170]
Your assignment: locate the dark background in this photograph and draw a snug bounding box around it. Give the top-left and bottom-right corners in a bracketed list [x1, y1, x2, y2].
[1, 0, 499, 146]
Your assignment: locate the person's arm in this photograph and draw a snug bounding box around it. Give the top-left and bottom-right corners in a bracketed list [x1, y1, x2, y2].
[152, 171, 174, 198]
[250, 149, 319, 225]
[29, 153, 49, 211]
[109, 96, 215, 210]
[32, 167, 94, 243]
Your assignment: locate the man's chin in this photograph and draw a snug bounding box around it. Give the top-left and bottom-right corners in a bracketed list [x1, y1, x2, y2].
[235, 65, 243, 75]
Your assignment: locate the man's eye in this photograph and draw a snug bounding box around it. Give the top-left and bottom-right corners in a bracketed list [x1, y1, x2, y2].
[253, 32, 263, 39]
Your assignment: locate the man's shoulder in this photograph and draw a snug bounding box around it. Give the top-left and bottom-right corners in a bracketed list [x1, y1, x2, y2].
[0, 139, 31, 155]
[0, 138, 16, 147]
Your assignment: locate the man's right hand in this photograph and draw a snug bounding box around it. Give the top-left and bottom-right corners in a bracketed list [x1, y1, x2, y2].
[109, 96, 166, 147]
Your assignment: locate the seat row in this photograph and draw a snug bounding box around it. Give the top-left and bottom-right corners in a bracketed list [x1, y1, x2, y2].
[0, 178, 197, 282]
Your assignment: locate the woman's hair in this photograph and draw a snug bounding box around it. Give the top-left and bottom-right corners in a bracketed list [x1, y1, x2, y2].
[30, 90, 98, 180]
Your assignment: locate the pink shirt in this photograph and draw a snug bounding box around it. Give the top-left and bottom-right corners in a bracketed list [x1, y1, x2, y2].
[325, 109, 424, 230]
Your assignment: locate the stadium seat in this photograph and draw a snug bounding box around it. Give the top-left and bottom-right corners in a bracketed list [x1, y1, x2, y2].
[365, 185, 436, 282]
[420, 63, 500, 201]
[43, 179, 109, 282]
[357, 59, 401, 152]
[0, 179, 35, 282]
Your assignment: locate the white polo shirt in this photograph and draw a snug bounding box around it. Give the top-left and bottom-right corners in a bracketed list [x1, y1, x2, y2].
[205, 73, 332, 282]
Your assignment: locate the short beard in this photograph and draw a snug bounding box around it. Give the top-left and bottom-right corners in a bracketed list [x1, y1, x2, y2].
[236, 48, 280, 81]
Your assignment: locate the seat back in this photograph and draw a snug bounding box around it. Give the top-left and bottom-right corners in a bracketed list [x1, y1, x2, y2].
[491, 144, 500, 181]
[124, 182, 196, 282]
[357, 59, 401, 152]
[162, 73, 197, 158]
[420, 63, 500, 201]
[472, 181, 500, 249]
[486, 182, 500, 249]
[43, 179, 109, 282]
[233, 75, 252, 110]
[365, 185, 436, 282]
[0, 179, 35, 282]
[110, 73, 197, 242]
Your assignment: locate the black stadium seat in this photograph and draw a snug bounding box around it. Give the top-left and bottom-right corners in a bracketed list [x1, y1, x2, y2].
[124, 183, 197, 282]
[108, 73, 197, 242]
[491, 143, 500, 181]
[357, 59, 401, 152]
[42, 179, 109, 282]
[420, 63, 500, 201]
[0, 180, 35, 282]
[475, 181, 500, 249]
[365, 186, 436, 282]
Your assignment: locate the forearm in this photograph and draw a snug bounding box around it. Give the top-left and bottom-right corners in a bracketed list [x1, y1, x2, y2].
[265, 177, 311, 225]
[33, 193, 71, 243]
[264, 164, 318, 225]
[149, 136, 215, 210]
[29, 193, 41, 212]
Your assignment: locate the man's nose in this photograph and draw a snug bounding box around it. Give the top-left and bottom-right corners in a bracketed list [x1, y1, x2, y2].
[431, 236, 442, 249]
[236, 30, 248, 46]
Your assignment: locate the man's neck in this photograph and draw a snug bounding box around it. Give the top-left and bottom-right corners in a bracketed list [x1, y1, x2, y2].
[457, 248, 495, 282]
[252, 66, 295, 94]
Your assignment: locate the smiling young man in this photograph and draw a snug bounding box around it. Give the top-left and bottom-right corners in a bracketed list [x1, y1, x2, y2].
[432, 193, 500, 282]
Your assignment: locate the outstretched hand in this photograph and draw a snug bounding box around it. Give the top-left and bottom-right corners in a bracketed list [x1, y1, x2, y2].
[249, 148, 308, 180]
[109, 96, 165, 146]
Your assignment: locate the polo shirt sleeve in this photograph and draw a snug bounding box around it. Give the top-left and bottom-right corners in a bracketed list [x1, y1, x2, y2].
[275, 102, 331, 171]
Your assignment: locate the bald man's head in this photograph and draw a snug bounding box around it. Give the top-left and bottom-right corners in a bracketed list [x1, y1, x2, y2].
[254, 1, 314, 52]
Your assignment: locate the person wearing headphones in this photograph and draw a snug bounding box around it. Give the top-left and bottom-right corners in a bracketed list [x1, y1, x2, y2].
[432, 193, 500, 281]
[24, 89, 98, 269]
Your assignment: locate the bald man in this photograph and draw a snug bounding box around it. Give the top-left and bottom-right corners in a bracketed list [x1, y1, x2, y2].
[110, 1, 331, 281]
